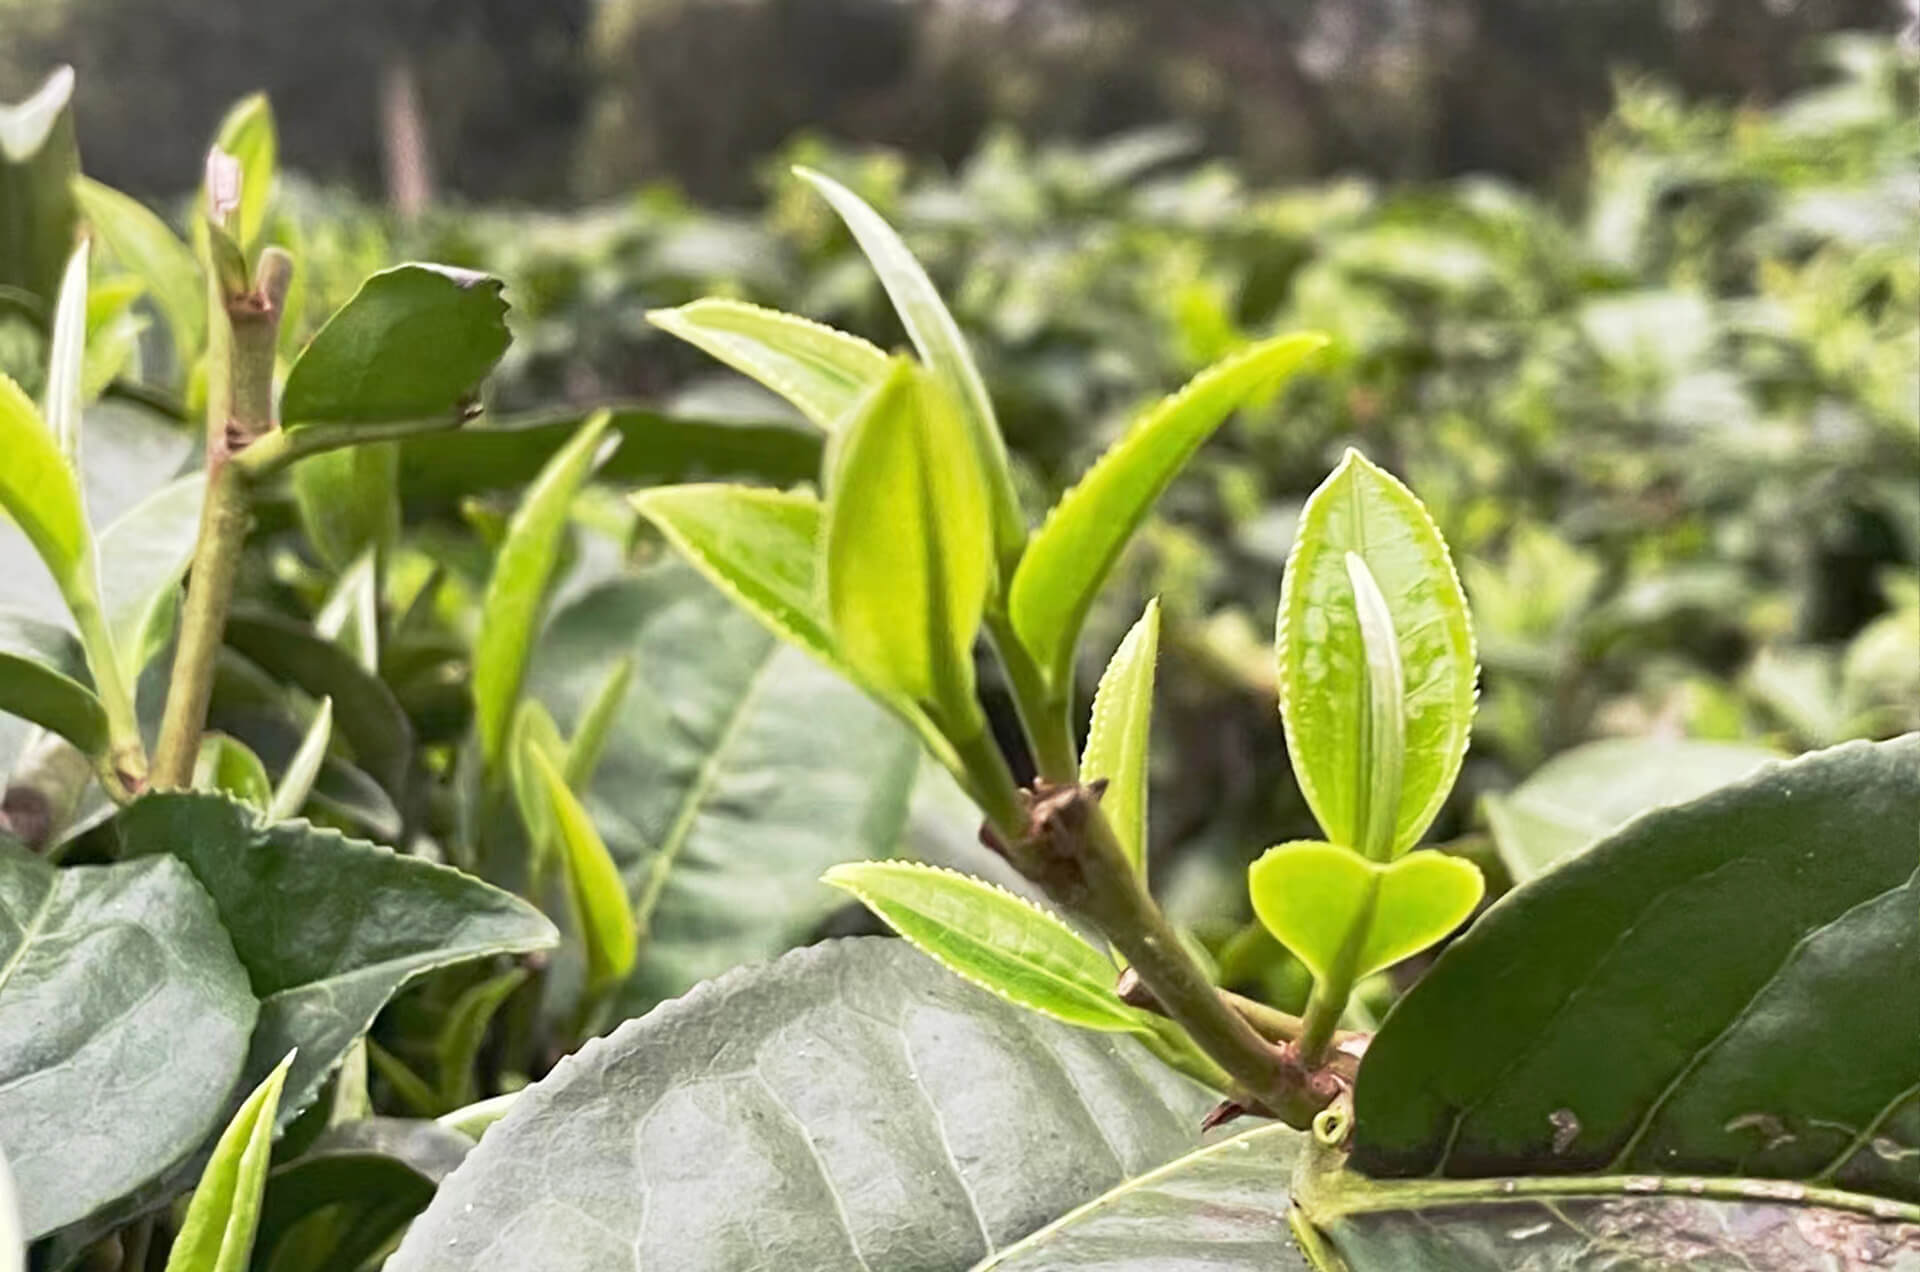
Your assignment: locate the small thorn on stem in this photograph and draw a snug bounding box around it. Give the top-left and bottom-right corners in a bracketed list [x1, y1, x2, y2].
[1201, 1099, 1248, 1132]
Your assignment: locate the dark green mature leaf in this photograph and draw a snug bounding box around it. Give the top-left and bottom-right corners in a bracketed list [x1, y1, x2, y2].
[74, 177, 204, 358]
[0, 66, 79, 307]
[524, 568, 925, 1013]
[975, 1124, 1310, 1271]
[1485, 737, 1781, 882]
[1012, 333, 1326, 689]
[0, 613, 106, 755]
[0, 851, 256, 1238]
[223, 611, 414, 798]
[389, 938, 1216, 1272]
[253, 1119, 472, 1272]
[397, 405, 822, 512]
[112, 793, 557, 1123]
[280, 264, 509, 428]
[1352, 735, 1920, 1205]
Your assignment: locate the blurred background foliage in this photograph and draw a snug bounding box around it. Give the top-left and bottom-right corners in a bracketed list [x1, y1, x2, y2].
[2, 3, 1915, 1028]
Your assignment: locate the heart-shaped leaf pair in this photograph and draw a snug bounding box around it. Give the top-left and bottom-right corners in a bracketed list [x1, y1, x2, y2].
[1247, 841, 1483, 985]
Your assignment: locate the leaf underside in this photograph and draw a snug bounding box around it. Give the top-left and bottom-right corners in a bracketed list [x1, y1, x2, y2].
[389, 938, 1215, 1272]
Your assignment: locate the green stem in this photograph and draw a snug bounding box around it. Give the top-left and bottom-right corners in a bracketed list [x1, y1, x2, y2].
[947, 723, 1026, 842]
[1296, 876, 1380, 1067]
[1013, 783, 1330, 1127]
[67, 588, 144, 796]
[985, 609, 1077, 782]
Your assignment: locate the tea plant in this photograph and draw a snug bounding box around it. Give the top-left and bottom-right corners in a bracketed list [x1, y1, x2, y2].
[0, 66, 1915, 1272]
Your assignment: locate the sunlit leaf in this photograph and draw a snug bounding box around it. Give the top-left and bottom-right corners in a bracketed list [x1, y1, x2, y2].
[0, 372, 91, 606]
[74, 177, 204, 357]
[162, 1051, 293, 1272]
[42, 239, 86, 460]
[647, 298, 890, 432]
[1080, 599, 1159, 875]
[267, 697, 332, 821]
[1277, 449, 1475, 857]
[194, 732, 272, 808]
[1011, 333, 1326, 688]
[824, 861, 1147, 1033]
[196, 94, 275, 251]
[530, 746, 637, 996]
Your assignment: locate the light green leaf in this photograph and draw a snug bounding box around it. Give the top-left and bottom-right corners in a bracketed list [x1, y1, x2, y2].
[647, 298, 890, 432]
[196, 94, 275, 251]
[435, 967, 528, 1110]
[97, 473, 205, 692]
[281, 264, 510, 431]
[530, 745, 637, 995]
[824, 861, 1146, 1032]
[293, 441, 401, 572]
[975, 1123, 1311, 1271]
[194, 732, 272, 808]
[0, 612, 106, 756]
[472, 411, 617, 769]
[0, 66, 79, 307]
[315, 550, 380, 675]
[524, 567, 925, 1012]
[42, 239, 86, 460]
[74, 177, 204, 357]
[1277, 449, 1475, 857]
[563, 655, 632, 789]
[389, 938, 1214, 1272]
[163, 1051, 293, 1272]
[1011, 333, 1326, 689]
[114, 792, 558, 1125]
[1247, 841, 1483, 985]
[1486, 738, 1780, 883]
[268, 697, 332, 821]
[0, 852, 257, 1238]
[1351, 735, 1919, 1204]
[634, 483, 838, 666]
[0, 372, 91, 605]
[507, 699, 566, 878]
[1345, 552, 1406, 862]
[1080, 598, 1159, 875]
[793, 166, 1026, 575]
[824, 359, 991, 731]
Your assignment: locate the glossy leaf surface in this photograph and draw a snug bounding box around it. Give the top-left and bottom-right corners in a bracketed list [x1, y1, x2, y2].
[976, 1124, 1309, 1271]
[1080, 599, 1160, 875]
[1277, 449, 1475, 856]
[1486, 737, 1780, 882]
[113, 793, 557, 1123]
[281, 264, 510, 428]
[0, 373, 90, 603]
[471, 412, 615, 768]
[267, 697, 332, 821]
[161, 1050, 291, 1272]
[648, 298, 890, 431]
[0, 852, 255, 1237]
[390, 938, 1213, 1271]
[1248, 841, 1483, 985]
[523, 568, 924, 1013]
[42, 240, 87, 459]
[1013, 333, 1325, 687]
[1352, 734, 1920, 1204]
[0, 67, 79, 306]
[824, 861, 1145, 1032]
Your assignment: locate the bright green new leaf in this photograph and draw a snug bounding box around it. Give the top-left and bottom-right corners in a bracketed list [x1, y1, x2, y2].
[195, 733, 273, 809]
[824, 360, 991, 732]
[634, 484, 838, 666]
[564, 655, 632, 789]
[529, 746, 637, 995]
[1247, 841, 1483, 985]
[472, 411, 617, 768]
[80, 274, 146, 401]
[0, 66, 79, 307]
[74, 177, 205, 356]
[1080, 598, 1160, 875]
[793, 166, 1026, 577]
[507, 698, 567, 879]
[1277, 449, 1476, 857]
[1345, 552, 1406, 862]
[824, 861, 1147, 1033]
[0, 372, 92, 605]
[281, 264, 511, 430]
[1011, 333, 1326, 689]
[0, 613, 106, 756]
[647, 298, 890, 432]
[197, 94, 275, 250]
[294, 442, 401, 571]
[435, 967, 529, 1110]
[163, 1050, 294, 1272]
[268, 697, 332, 821]
[42, 239, 87, 460]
